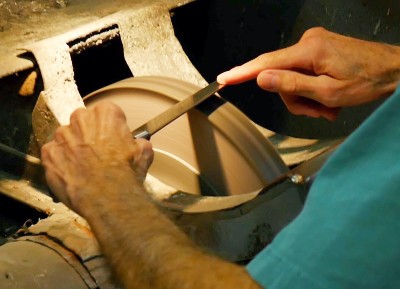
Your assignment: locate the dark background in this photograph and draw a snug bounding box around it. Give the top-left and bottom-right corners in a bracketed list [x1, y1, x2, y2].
[172, 0, 400, 138]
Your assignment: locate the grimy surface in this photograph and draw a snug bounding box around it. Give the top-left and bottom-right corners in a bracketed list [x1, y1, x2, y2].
[0, 0, 190, 70]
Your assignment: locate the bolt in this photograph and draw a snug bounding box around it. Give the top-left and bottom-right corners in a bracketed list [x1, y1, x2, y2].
[290, 174, 304, 184]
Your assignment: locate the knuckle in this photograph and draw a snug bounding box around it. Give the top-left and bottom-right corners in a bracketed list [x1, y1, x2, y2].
[255, 53, 271, 66]
[317, 77, 343, 107]
[40, 142, 51, 157]
[70, 107, 86, 121]
[96, 101, 118, 111]
[282, 73, 300, 94]
[53, 126, 66, 140]
[300, 28, 328, 57]
[302, 27, 327, 40]
[96, 101, 126, 120]
[304, 36, 325, 53]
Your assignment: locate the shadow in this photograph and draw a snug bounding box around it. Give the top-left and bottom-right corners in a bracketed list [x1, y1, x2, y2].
[0, 187, 47, 246]
[189, 96, 229, 196]
[68, 24, 133, 97]
[0, 54, 43, 157]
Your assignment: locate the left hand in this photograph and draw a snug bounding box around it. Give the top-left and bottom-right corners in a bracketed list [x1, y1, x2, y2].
[41, 102, 261, 289]
[40, 101, 153, 217]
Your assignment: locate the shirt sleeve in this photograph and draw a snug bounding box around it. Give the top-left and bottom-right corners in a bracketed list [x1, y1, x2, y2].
[247, 86, 400, 289]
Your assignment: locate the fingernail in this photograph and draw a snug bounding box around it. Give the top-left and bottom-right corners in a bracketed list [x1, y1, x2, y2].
[259, 72, 279, 90]
[216, 72, 229, 84]
[217, 67, 241, 84]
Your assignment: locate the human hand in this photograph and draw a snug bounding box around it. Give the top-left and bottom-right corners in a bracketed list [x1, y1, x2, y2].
[40, 102, 153, 217]
[41, 102, 261, 289]
[217, 27, 400, 121]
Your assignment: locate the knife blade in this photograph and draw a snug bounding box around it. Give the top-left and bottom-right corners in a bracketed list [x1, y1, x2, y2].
[132, 81, 225, 139]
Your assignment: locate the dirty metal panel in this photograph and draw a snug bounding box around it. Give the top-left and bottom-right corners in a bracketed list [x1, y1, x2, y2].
[0, 240, 90, 289]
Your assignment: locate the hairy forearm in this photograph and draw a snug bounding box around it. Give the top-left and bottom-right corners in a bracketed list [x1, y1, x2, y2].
[39, 102, 257, 287]
[365, 43, 400, 95]
[79, 170, 261, 289]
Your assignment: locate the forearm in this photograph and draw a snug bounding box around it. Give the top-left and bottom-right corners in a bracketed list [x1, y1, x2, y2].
[80, 171, 261, 289]
[39, 102, 255, 288]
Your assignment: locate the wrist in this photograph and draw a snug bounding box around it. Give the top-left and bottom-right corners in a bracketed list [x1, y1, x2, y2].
[71, 165, 146, 219]
[380, 43, 400, 93]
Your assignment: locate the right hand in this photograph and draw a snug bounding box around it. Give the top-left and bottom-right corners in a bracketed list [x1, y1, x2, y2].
[217, 27, 400, 121]
[40, 102, 154, 217]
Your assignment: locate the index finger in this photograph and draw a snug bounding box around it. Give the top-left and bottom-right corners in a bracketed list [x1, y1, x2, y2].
[217, 43, 312, 85]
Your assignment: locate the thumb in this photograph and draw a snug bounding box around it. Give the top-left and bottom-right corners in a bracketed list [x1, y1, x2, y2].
[258, 70, 341, 121]
[132, 138, 154, 182]
[257, 69, 337, 105]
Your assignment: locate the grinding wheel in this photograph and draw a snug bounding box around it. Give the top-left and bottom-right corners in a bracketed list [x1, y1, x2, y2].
[83, 76, 288, 197]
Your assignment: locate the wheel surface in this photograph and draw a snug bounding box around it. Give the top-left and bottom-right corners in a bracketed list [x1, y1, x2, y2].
[84, 76, 288, 196]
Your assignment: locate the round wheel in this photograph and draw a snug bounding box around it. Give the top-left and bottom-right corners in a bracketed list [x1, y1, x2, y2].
[83, 76, 288, 197]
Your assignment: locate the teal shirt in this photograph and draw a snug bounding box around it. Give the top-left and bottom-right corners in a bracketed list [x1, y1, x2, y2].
[247, 87, 400, 288]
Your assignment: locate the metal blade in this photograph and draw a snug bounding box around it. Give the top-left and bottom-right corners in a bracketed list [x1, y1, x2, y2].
[132, 81, 225, 139]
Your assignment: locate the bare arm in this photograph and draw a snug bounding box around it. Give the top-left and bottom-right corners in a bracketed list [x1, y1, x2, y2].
[81, 171, 259, 289]
[40, 102, 261, 289]
[217, 27, 400, 121]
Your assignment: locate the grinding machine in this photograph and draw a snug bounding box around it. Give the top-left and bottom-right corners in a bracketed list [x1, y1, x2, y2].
[1, 0, 395, 288]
